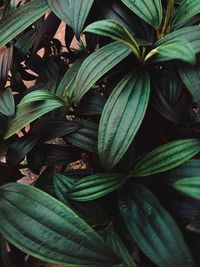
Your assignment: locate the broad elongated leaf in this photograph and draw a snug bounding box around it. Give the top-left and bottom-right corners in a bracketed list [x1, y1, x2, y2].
[53, 173, 109, 225]
[0, 88, 15, 116]
[48, 0, 94, 38]
[133, 139, 200, 177]
[84, 20, 140, 58]
[146, 40, 196, 64]
[0, 183, 120, 266]
[118, 183, 195, 267]
[178, 60, 200, 105]
[5, 100, 64, 139]
[73, 41, 131, 102]
[56, 56, 87, 99]
[67, 173, 126, 201]
[121, 0, 162, 29]
[20, 90, 65, 105]
[107, 227, 138, 267]
[155, 25, 200, 54]
[172, 177, 200, 200]
[0, 46, 13, 88]
[0, 0, 49, 48]
[66, 120, 98, 153]
[31, 117, 81, 142]
[6, 134, 39, 166]
[171, 0, 200, 29]
[98, 71, 150, 170]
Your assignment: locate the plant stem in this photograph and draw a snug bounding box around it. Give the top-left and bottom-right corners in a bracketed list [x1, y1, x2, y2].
[158, 0, 175, 39]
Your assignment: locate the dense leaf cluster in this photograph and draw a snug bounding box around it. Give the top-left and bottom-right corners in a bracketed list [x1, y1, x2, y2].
[1, 0, 200, 266]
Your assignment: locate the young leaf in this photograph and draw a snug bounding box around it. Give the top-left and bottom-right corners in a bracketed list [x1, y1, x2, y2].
[178, 60, 200, 106]
[0, 0, 49, 48]
[155, 25, 200, 54]
[73, 41, 131, 102]
[0, 88, 15, 116]
[98, 71, 150, 170]
[121, 0, 162, 29]
[107, 227, 138, 267]
[118, 183, 195, 267]
[133, 139, 200, 177]
[84, 20, 140, 58]
[146, 40, 196, 64]
[0, 183, 120, 267]
[48, 0, 94, 38]
[172, 177, 200, 200]
[66, 120, 98, 153]
[67, 173, 126, 202]
[171, 0, 200, 29]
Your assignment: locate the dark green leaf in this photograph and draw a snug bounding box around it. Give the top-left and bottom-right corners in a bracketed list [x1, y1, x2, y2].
[0, 235, 11, 267]
[0, 88, 15, 116]
[146, 40, 196, 64]
[98, 71, 150, 170]
[133, 139, 200, 177]
[0, 0, 49, 48]
[67, 173, 126, 201]
[121, 0, 162, 29]
[0, 183, 120, 267]
[66, 120, 98, 153]
[118, 183, 195, 267]
[5, 98, 64, 139]
[56, 56, 87, 99]
[48, 0, 94, 38]
[53, 173, 109, 225]
[84, 20, 140, 58]
[73, 41, 131, 102]
[156, 25, 200, 54]
[171, 177, 200, 200]
[178, 59, 200, 105]
[107, 227, 138, 267]
[171, 0, 200, 29]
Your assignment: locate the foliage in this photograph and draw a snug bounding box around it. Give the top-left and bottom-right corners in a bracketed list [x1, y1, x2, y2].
[1, 0, 200, 266]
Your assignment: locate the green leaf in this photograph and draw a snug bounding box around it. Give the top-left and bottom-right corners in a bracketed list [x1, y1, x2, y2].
[56, 56, 87, 99]
[171, 0, 200, 29]
[5, 93, 64, 139]
[53, 173, 109, 225]
[171, 177, 200, 200]
[48, 0, 94, 38]
[155, 25, 200, 54]
[0, 88, 15, 116]
[20, 90, 65, 105]
[118, 183, 195, 267]
[67, 173, 126, 202]
[66, 120, 98, 153]
[133, 139, 200, 177]
[84, 20, 140, 58]
[0, 0, 49, 48]
[0, 183, 120, 267]
[178, 60, 200, 106]
[73, 41, 131, 102]
[121, 0, 162, 29]
[107, 227, 138, 267]
[146, 40, 196, 64]
[98, 71, 150, 170]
